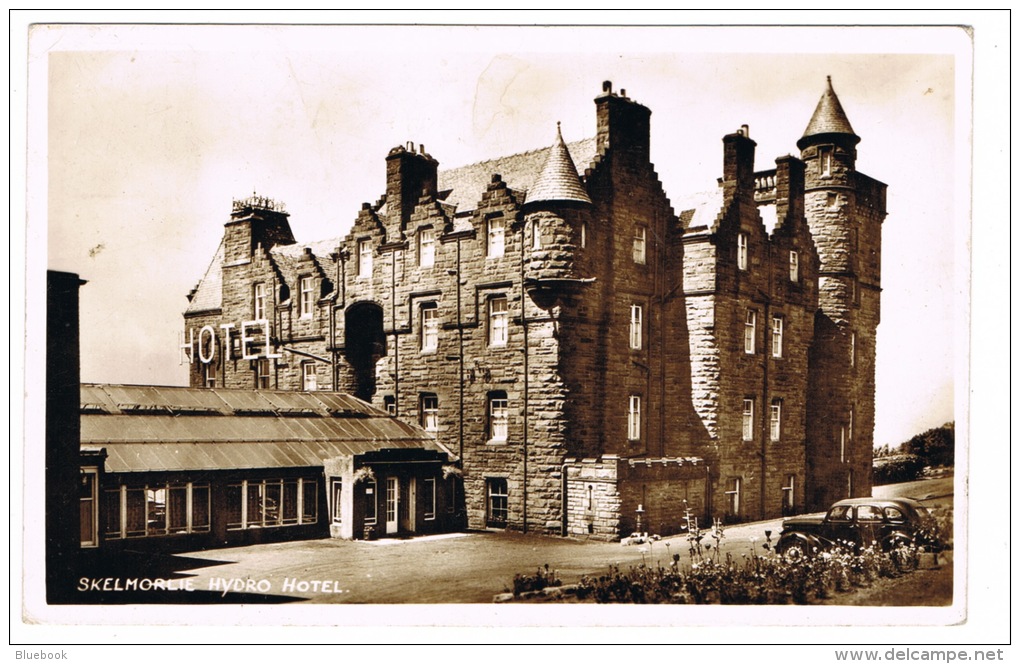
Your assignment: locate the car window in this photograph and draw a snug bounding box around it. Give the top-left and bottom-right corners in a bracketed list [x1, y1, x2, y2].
[827, 505, 851, 521]
[884, 506, 906, 522]
[856, 505, 883, 521]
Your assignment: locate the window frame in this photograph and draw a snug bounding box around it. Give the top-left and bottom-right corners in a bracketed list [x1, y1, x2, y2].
[420, 393, 439, 433]
[725, 477, 741, 518]
[742, 398, 755, 442]
[253, 282, 266, 321]
[302, 362, 317, 391]
[420, 302, 439, 352]
[737, 232, 749, 271]
[358, 239, 373, 278]
[744, 309, 757, 354]
[299, 275, 315, 319]
[363, 478, 378, 525]
[255, 357, 271, 389]
[819, 146, 833, 177]
[628, 395, 642, 442]
[789, 250, 799, 282]
[487, 216, 505, 259]
[104, 482, 211, 540]
[488, 296, 509, 347]
[531, 220, 541, 250]
[771, 315, 784, 358]
[488, 391, 509, 443]
[203, 361, 217, 389]
[418, 227, 435, 268]
[782, 475, 796, 513]
[632, 226, 647, 265]
[486, 477, 509, 527]
[629, 304, 643, 350]
[423, 478, 436, 521]
[770, 399, 782, 442]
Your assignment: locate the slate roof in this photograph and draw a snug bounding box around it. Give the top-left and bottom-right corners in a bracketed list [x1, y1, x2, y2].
[437, 137, 598, 214]
[185, 239, 224, 314]
[80, 384, 453, 473]
[799, 76, 858, 146]
[524, 125, 593, 206]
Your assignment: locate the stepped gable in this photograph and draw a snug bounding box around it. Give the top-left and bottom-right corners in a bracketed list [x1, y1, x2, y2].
[437, 137, 598, 215]
[798, 75, 859, 147]
[524, 123, 593, 206]
[185, 239, 224, 314]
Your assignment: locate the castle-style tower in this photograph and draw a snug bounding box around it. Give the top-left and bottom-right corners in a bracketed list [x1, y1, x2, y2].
[800, 77, 887, 509]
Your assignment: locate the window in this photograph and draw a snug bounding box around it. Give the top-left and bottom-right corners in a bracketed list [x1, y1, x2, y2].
[104, 483, 211, 539]
[302, 362, 317, 391]
[850, 331, 857, 368]
[420, 302, 439, 352]
[488, 296, 508, 347]
[204, 361, 217, 389]
[849, 405, 855, 442]
[819, 146, 833, 177]
[79, 469, 98, 547]
[331, 479, 342, 524]
[782, 475, 796, 514]
[227, 478, 317, 531]
[299, 276, 314, 318]
[857, 504, 883, 522]
[383, 395, 396, 416]
[358, 239, 373, 277]
[852, 278, 860, 305]
[789, 250, 799, 282]
[255, 358, 271, 389]
[418, 227, 435, 268]
[840, 425, 847, 463]
[487, 216, 505, 258]
[628, 395, 642, 441]
[486, 478, 508, 527]
[744, 310, 757, 354]
[580, 222, 587, 249]
[629, 304, 643, 350]
[742, 398, 754, 442]
[423, 478, 436, 521]
[488, 391, 509, 442]
[725, 478, 741, 518]
[771, 315, 783, 358]
[363, 478, 377, 525]
[253, 282, 266, 321]
[770, 399, 782, 442]
[531, 220, 541, 250]
[632, 226, 647, 264]
[420, 393, 439, 433]
[737, 233, 749, 271]
[847, 469, 854, 498]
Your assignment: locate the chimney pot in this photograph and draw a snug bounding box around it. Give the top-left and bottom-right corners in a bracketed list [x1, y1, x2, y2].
[602, 80, 612, 94]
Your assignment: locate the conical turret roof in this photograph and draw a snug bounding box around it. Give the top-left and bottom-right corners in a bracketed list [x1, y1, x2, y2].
[798, 76, 859, 148]
[524, 123, 592, 206]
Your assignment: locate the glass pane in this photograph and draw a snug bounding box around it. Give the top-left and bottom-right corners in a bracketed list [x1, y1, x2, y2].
[126, 489, 146, 537]
[225, 484, 242, 530]
[283, 481, 299, 523]
[302, 480, 317, 522]
[168, 486, 188, 533]
[265, 481, 282, 526]
[192, 486, 210, 530]
[247, 482, 264, 527]
[103, 490, 122, 538]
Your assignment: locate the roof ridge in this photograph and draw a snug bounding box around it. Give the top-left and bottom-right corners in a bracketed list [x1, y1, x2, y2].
[439, 136, 595, 175]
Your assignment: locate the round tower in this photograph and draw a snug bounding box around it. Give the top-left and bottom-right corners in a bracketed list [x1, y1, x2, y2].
[521, 123, 593, 303]
[800, 77, 887, 510]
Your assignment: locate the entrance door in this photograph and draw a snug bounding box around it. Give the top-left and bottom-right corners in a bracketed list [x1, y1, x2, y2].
[385, 477, 399, 534]
[399, 478, 416, 533]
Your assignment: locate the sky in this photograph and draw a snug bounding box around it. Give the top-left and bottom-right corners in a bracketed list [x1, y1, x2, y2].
[35, 24, 968, 449]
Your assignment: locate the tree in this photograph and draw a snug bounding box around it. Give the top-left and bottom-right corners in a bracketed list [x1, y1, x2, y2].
[901, 422, 955, 468]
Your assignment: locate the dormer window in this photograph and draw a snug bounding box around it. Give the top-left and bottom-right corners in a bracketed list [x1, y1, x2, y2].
[299, 276, 314, 318]
[487, 216, 505, 259]
[358, 239, 373, 277]
[419, 228, 435, 268]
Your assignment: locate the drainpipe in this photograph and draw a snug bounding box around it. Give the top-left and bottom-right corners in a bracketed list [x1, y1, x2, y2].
[391, 246, 399, 415]
[561, 462, 570, 536]
[759, 248, 773, 521]
[520, 220, 529, 534]
[457, 239, 464, 461]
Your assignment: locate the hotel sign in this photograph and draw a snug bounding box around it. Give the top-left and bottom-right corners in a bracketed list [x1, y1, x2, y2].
[181, 319, 281, 364]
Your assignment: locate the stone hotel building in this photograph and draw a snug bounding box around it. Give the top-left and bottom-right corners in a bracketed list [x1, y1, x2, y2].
[182, 78, 886, 540]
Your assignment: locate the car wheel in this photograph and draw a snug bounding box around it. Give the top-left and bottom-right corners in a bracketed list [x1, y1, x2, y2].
[778, 538, 809, 561]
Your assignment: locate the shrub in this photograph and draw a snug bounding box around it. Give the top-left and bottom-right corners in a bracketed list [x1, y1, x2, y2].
[510, 564, 562, 597]
[873, 454, 925, 484]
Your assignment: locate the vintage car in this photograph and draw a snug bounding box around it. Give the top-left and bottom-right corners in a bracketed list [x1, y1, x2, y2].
[775, 497, 940, 557]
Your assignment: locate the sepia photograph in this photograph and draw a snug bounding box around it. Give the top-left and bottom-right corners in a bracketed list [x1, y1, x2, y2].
[13, 13, 1010, 651]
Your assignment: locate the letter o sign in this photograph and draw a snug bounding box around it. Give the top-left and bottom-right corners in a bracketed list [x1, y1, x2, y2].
[198, 325, 217, 363]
